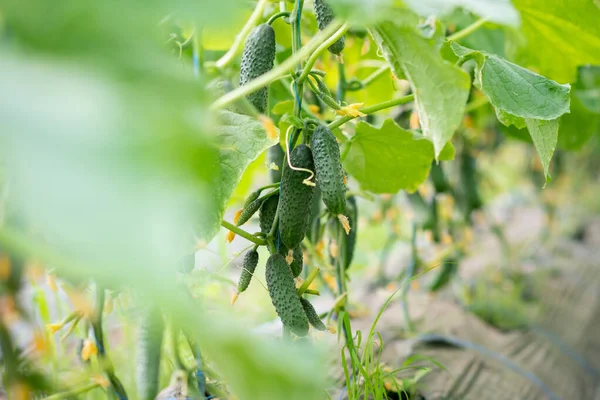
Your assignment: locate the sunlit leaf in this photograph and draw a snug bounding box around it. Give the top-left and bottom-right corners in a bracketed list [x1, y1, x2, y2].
[403, 0, 520, 26]
[343, 119, 453, 194]
[369, 13, 470, 157]
[524, 118, 559, 181]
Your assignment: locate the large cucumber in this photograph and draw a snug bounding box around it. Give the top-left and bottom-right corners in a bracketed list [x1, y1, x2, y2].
[265, 254, 309, 336]
[239, 23, 276, 114]
[136, 306, 164, 400]
[237, 249, 259, 293]
[311, 124, 346, 215]
[279, 244, 303, 278]
[277, 144, 315, 249]
[313, 0, 345, 55]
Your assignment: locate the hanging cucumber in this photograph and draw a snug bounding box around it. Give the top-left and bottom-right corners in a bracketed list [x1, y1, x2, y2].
[343, 195, 358, 269]
[278, 144, 316, 249]
[313, 0, 345, 55]
[265, 254, 309, 336]
[311, 124, 346, 216]
[236, 196, 266, 226]
[268, 144, 285, 183]
[430, 161, 451, 194]
[459, 143, 483, 220]
[307, 186, 322, 244]
[259, 194, 279, 234]
[239, 23, 276, 114]
[136, 306, 164, 400]
[236, 249, 259, 294]
[300, 297, 327, 331]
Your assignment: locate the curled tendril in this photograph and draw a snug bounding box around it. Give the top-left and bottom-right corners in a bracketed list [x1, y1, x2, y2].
[285, 125, 315, 186]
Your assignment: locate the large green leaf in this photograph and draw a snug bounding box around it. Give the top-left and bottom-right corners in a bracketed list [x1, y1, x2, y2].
[327, 0, 395, 25]
[450, 42, 570, 180]
[524, 118, 559, 181]
[369, 14, 470, 158]
[201, 111, 279, 242]
[404, 0, 520, 26]
[343, 119, 454, 194]
[508, 0, 600, 83]
[557, 95, 600, 151]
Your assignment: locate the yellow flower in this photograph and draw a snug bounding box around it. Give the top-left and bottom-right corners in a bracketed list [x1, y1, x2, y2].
[46, 273, 58, 292]
[259, 115, 278, 140]
[335, 103, 366, 118]
[81, 339, 98, 361]
[226, 230, 236, 243]
[47, 323, 62, 334]
[233, 209, 243, 225]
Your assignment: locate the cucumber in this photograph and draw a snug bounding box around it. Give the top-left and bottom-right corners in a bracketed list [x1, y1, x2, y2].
[279, 244, 303, 278]
[237, 249, 259, 293]
[459, 144, 483, 219]
[136, 306, 164, 400]
[259, 194, 279, 234]
[311, 124, 346, 215]
[300, 297, 327, 331]
[307, 186, 322, 244]
[239, 23, 276, 114]
[237, 196, 265, 226]
[265, 254, 309, 336]
[277, 144, 315, 249]
[313, 0, 345, 55]
[429, 257, 459, 292]
[430, 162, 451, 194]
[268, 144, 285, 183]
[343, 196, 357, 269]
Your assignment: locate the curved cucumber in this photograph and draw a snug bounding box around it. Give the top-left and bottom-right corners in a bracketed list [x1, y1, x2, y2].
[265, 254, 309, 336]
[237, 197, 265, 226]
[300, 297, 327, 331]
[136, 306, 164, 400]
[277, 144, 315, 249]
[239, 24, 276, 114]
[311, 124, 346, 215]
[237, 249, 259, 293]
[313, 0, 345, 55]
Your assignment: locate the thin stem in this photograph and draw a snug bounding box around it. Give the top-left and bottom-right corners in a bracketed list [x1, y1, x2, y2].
[215, 0, 270, 68]
[221, 220, 266, 245]
[361, 65, 389, 88]
[297, 24, 350, 84]
[297, 267, 320, 295]
[41, 383, 101, 400]
[328, 94, 415, 130]
[211, 19, 345, 111]
[447, 17, 490, 42]
[337, 62, 346, 102]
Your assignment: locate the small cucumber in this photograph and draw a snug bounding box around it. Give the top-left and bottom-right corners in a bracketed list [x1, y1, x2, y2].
[430, 162, 451, 194]
[268, 144, 285, 183]
[136, 306, 164, 400]
[313, 0, 345, 55]
[237, 196, 265, 226]
[277, 144, 315, 249]
[429, 257, 459, 292]
[459, 144, 483, 219]
[237, 249, 259, 293]
[343, 196, 357, 269]
[300, 297, 327, 331]
[259, 194, 279, 234]
[239, 23, 276, 114]
[311, 124, 346, 215]
[265, 254, 309, 336]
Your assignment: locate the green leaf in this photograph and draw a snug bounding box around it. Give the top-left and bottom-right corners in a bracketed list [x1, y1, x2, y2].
[508, 0, 600, 82]
[404, 0, 520, 26]
[369, 14, 470, 158]
[558, 92, 600, 151]
[524, 118, 559, 182]
[201, 111, 279, 242]
[450, 42, 571, 120]
[327, 0, 395, 25]
[343, 119, 453, 194]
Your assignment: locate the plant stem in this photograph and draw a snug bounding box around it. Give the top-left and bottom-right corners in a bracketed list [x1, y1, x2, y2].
[361, 65, 389, 88]
[220, 220, 266, 245]
[210, 19, 345, 111]
[297, 24, 350, 84]
[267, 11, 291, 25]
[328, 94, 415, 130]
[41, 383, 101, 400]
[337, 62, 346, 102]
[297, 267, 320, 295]
[215, 0, 270, 68]
[464, 95, 490, 113]
[447, 17, 490, 42]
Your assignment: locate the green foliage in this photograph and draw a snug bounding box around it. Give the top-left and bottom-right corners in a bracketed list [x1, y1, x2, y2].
[370, 13, 471, 157]
[278, 144, 316, 249]
[343, 119, 454, 194]
[265, 254, 309, 336]
[404, 0, 520, 25]
[311, 124, 347, 214]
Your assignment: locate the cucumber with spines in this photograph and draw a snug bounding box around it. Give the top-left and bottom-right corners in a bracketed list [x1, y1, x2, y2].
[307, 186, 322, 244]
[259, 194, 279, 234]
[311, 124, 346, 215]
[136, 306, 164, 400]
[265, 254, 309, 336]
[277, 144, 316, 249]
[237, 249, 259, 293]
[239, 23, 276, 114]
[343, 196, 357, 269]
[279, 245, 303, 278]
[313, 0, 345, 55]
[300, 297, 327, 331]
[237, 197, 266, 226]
